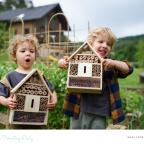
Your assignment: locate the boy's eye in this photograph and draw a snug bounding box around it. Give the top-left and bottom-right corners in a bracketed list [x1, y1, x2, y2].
[107, 43, 111, 46]
[30, 49, 35, 53]
[98, 40, 103, 43]
[20, 50, 25, 52]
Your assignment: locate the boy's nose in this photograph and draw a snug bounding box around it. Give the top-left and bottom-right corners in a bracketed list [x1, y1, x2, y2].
[26, 51, 31, 55]
[102, 43, 108, 48]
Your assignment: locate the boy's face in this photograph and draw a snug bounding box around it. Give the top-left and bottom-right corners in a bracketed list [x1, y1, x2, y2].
[92, 34, 112, 58]
[15, 41, 36, 71]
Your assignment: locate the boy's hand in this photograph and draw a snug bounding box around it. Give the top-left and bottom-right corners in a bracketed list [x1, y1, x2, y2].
[58, 56, 69, 69]
[103, 59, 130, 72]
[103, 59, 115, 70]
[47, 92, 57, 111]
[3, 94, 17, 109]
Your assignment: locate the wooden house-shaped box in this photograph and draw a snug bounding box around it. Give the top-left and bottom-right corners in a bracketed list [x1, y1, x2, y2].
[67, 41, 103, 93]
[9, 69, 53, 125]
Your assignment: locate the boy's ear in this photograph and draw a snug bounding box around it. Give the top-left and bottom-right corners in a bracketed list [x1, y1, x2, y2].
[12, 54, 17, 61]
[109, 47, 112, 52]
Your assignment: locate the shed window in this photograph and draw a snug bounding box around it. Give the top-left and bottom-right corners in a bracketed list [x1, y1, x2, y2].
[24, 28, 30, 34]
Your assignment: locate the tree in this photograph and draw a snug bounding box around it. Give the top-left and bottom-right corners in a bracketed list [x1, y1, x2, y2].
[0, 2, 5, 11]
[0, 0, 28, 11]
[6, 0, 27, 9]
[113, 35, 144, 62]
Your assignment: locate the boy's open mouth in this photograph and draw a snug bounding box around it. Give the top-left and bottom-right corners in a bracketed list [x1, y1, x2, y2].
[25, 58, 31, 62]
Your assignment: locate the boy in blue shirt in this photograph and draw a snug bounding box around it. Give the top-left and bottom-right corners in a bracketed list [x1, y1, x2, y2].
[0, 34, 57, 129]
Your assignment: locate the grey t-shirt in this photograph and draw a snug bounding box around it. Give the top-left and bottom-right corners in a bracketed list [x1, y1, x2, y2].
[80, 71, 110, 116]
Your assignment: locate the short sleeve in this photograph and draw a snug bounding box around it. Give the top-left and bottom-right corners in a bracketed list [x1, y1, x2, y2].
[0, 82, 10, 98]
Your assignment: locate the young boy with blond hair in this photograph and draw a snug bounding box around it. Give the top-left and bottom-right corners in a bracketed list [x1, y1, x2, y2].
[0, 34, 57, 129]
[59, 27, 133, 129]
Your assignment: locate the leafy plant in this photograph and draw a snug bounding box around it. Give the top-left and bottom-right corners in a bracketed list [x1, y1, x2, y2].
[34, 62, 70, 129]
[121, 89, 143, 113]
[120, 88, 144, 129]
[0, 62, 16, 79]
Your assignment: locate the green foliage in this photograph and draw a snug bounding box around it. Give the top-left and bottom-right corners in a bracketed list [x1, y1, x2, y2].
[47, 93, 70, 129]
[133, 100, 144, 129]
[0, 0, 27, 11]
[135, 40, 144, 67]
[34, 62, 70, 129]
[122, 92, 144, 129]
[0, 62, 13, 113]
[35, 62, 67, 93]
[0, 62, 16, 79]
[131, 114, 144, 129]
[113, 35, 144, 64]
[0, 2, 5, 11]
[0, 62, 14, 113]
[121, 89, 143, 113]
[0, 105, 8, 113]
[0, 23, 9, 50]
[0, 49, 9, 64]
[119, 68, 144, 129]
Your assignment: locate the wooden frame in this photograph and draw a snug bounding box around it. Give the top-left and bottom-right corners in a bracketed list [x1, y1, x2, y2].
[67, 41, 103, 93]
[9, 69, 53, 125]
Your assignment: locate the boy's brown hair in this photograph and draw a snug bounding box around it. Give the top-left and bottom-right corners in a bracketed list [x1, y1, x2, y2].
[8, 34, 39, 61]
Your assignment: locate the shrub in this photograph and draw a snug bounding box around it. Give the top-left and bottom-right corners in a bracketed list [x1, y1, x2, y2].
[121, 88, 143, 113]
[34, 62, 70, 129]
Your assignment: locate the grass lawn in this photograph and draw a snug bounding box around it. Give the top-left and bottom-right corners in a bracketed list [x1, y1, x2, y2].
[119, 67, 144, 87]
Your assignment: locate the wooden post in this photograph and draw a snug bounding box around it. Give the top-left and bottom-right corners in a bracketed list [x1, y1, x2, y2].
[59, 23, 61, 51]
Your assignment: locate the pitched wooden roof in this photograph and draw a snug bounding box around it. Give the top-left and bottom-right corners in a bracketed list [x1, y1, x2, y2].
[0, 3, 61, 21]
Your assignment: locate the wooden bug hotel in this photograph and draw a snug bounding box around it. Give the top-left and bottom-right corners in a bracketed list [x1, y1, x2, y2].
[9, 69, 53, 125]
[67, 41, 103, 93]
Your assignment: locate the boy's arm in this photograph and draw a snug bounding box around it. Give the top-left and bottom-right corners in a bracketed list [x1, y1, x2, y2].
[113, 60, 130, 73]
[103, 59, 129, 72]
[103, 59, 133, 77]
[0, 77, 17, 109]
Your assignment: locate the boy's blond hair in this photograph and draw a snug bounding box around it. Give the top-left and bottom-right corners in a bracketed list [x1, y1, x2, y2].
[8, 34, 39, 61]
[87, 27, 116, 47]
